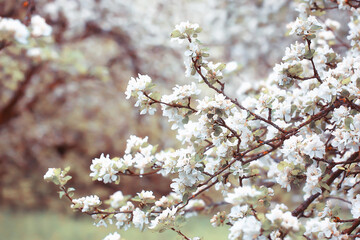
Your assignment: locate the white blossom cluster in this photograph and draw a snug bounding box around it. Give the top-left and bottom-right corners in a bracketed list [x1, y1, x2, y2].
[90, 136, 158, 182]
[265, 204, 300, 232]
[43, 168, 56, 181]
[44, 1, 360, 239]
[0, 15, 51, 44]
[288, 15, 322, 37]
[71, 195, 101, 212]
[0, 18, 29, 44]
[103, 232, 122, 240]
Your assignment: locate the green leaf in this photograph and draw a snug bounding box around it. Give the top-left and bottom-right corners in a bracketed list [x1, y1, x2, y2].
[191, 67, 196, 76]
[304, 49, 315, 60]
[288, 64, 303, 76]
[306, 34, 316, 40]
[345, 117, 353, 130]
[115, 177, 121, 185]
[340, 89, 350, 97]
[215, 108, 223, 117]
[277, 161, 287, 171]
[213, 125, 222, 137]
[184, 28, 194, 36]
[182, 193, 189, 203]
[304, 105, 313, 114]
[170, 30, 181, 38]
[341, 77, 351, 85]
[64, 166, 71, 173]
[58, 191, 65, 199]
[182, 115, 189, 124]
[320, 182, 331, 191]
[310, 25, 322, 31]
[63, 176, 72, 182]
[131, 196, 142, 202]
[326, 53, 337, 63]
[215, 63, 226, 72]
[195, 27, 202, 33]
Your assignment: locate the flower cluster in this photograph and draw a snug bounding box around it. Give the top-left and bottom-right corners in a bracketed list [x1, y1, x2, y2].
[90, 154, 120, 183]
[30, 15, 52, 37]
[0, 15, 52, 44]
[288, 15, 322, 38]
[71, 195, 101, 212]
[45, 3, 360, 239]
[0, 17, 29, 44]
[103, 232, 122, 240]
[171, 21, 201, 44]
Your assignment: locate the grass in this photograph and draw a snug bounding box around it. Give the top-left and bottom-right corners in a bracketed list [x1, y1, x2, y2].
[0, 211, 229, 240]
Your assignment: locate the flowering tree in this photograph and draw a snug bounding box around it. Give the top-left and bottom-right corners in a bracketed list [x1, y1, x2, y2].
[1, 0, 303, 210]
[43, 0, 360, 239]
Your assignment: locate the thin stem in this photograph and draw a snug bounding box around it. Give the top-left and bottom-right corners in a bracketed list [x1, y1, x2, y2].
[171, 228, 191, 240]
[143, 92, 197, 113]
[305, 38, 323, 84]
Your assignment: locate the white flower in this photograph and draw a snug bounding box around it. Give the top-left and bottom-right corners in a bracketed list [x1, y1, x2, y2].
[282, 41, 306, 62]
[288, 16, 322, 36]
[89, 154, 119, 184]
[161, 82, 201, 104]
[303, 164, 322, 198]
[325, 19, 340, 31]
[280, 135, 304, 164]
[302, 135, 325, 159]
[27, 48, 42, 57]
[103, 232, 121, 240]
[228, 205, 249, 223]
[171, 21, 200, 43]
[196, 94, 233, 113]
[137, 190, 155, 201]
[268, 162, 298, 192]
[125, 135, 149, 154]
[225, 186, 262, 205]
[266, 204, 299, 231]
[114, 202, 134, 230]
[132, 208, 149, 229]
[31, 15, 52, 37]
[174, 21, 200, 34]
[224, 61, 238, 73]
[125, 74, 152, 99]
[348, 17, 360, 46]
[0, 17, 29, 44]
[228, 216, 261, 240]
[71, 195, 101, 212]
[304, 217, 339, 238]
[351, 194, 360, 218]
[331, 106, 350, 126]
[109, 191, 125, 209]
[149, 207, 177, 229]
[44, 168, 56, 181]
